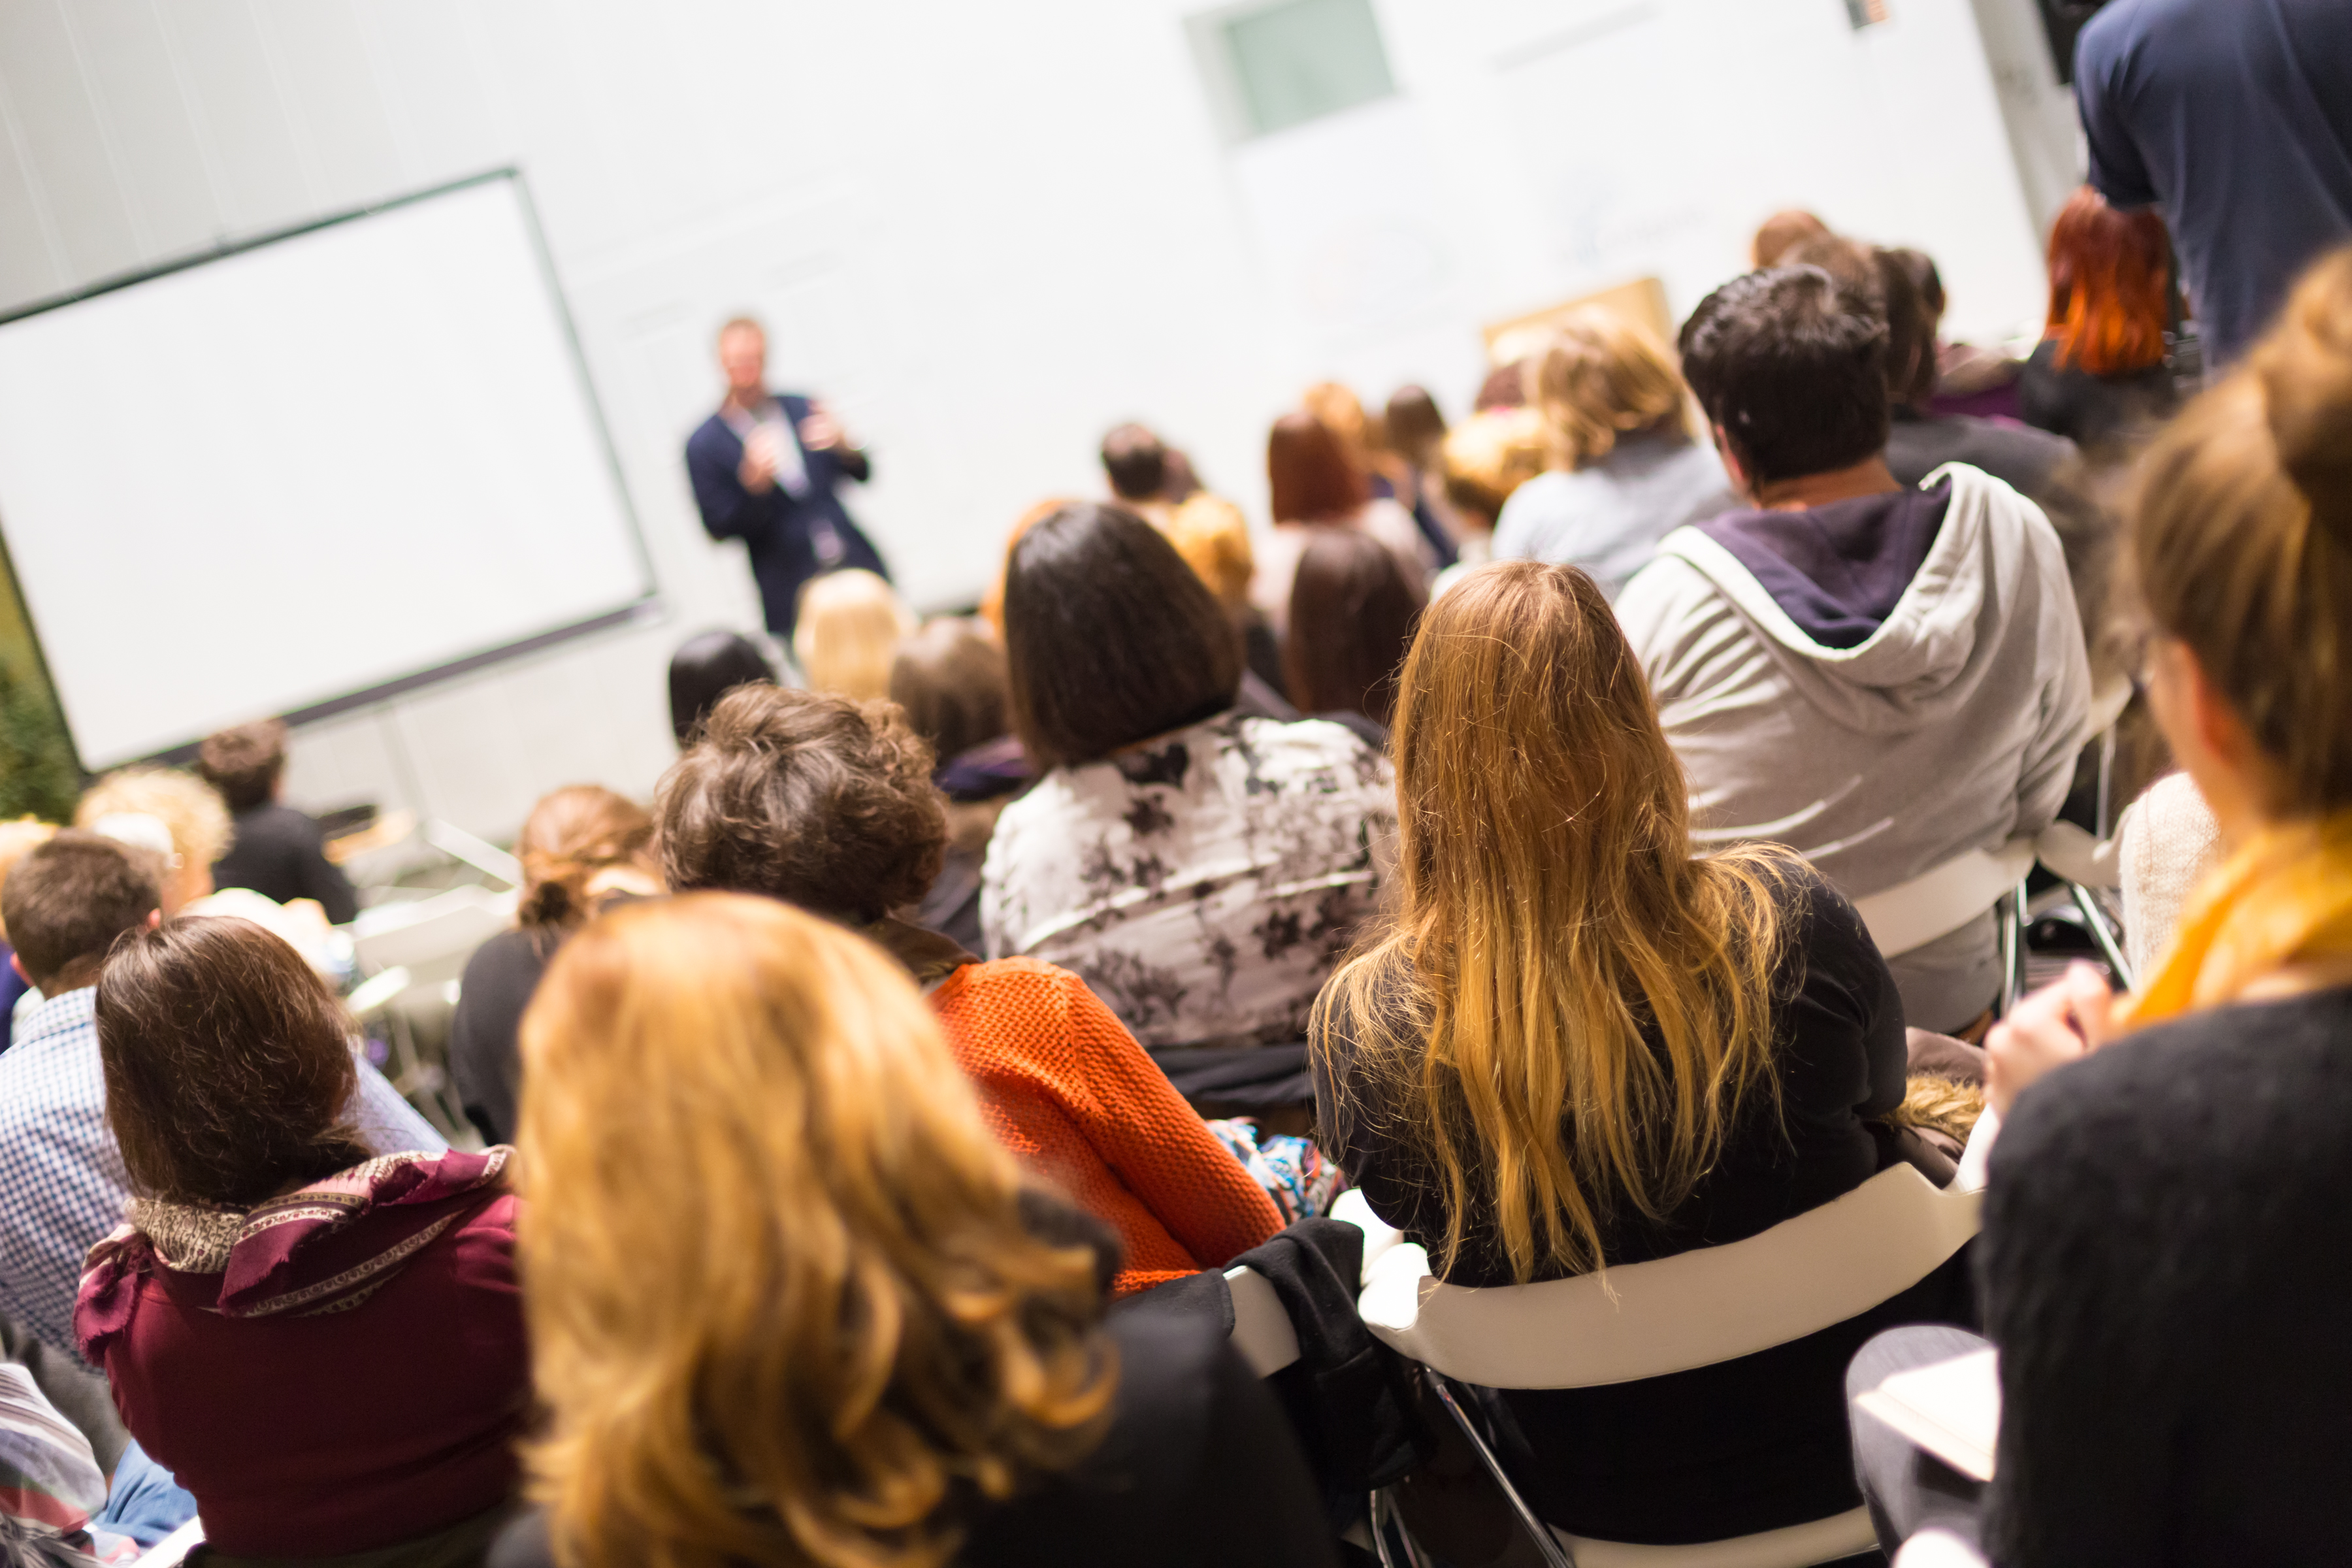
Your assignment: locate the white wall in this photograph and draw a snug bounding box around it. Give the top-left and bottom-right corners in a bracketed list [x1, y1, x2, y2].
[0, 0, 2051, 840]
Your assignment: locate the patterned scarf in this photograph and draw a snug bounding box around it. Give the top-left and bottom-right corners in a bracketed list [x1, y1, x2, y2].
[2123, 808, 2352, 1026]
[77, 1148, 509, 1363]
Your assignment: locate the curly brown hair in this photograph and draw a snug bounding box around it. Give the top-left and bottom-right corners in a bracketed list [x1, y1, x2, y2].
[655, 685, 947, 924]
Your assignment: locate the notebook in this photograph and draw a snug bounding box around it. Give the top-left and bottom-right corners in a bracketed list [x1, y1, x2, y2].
[1855, 1347, 2000, 1482]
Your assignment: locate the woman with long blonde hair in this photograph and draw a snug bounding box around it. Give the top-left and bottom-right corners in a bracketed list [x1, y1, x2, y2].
[1313, 559, 1967, 1543]
[498, 894, 1331, 1568]
[1490, 306, 1733, 598]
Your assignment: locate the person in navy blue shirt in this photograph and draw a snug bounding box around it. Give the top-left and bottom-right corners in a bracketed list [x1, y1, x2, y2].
[2074, 0, 2352, 370]
[683, 317, 889, 640]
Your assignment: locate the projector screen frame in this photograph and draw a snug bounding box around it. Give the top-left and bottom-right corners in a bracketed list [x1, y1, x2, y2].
[0, 167, 661, 774]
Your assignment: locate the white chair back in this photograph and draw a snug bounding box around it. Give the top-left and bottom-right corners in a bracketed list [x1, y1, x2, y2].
[1225, 1264, 1301, 1377]
[1852, 838, 2036, 959]
[350, 884, 517, 983]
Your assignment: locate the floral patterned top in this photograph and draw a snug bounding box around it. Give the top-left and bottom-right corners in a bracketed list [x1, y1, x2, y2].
[980, 711, 1397, 1049]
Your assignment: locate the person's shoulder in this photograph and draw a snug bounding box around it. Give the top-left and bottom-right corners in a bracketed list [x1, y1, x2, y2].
[1493, 470, 1576, 545]
[1612, 547, 1724, 645]
[683, 412, 737, 459]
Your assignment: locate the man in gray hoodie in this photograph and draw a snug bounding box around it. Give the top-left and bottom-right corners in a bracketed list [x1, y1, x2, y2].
[1617, 267, 2090, 1034]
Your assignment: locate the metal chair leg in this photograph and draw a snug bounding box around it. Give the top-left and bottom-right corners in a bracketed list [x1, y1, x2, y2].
[2069, 881, 2133, 989]
[1422, 1367, 1578, 1568]
[1998, 879, 2032, 1016]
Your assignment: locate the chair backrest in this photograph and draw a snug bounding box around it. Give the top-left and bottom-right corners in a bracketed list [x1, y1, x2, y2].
[137, 1518, 206, 1566]
[350, 884, 517, 982]
[1225, 1264, 1301, 1377]
[1852, 837, 2037, 959]
[1358, 1164, 1980, 1390]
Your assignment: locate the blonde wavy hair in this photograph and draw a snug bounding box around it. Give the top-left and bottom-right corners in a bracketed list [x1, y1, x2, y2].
[1527, 306, 1695, 472]
[517, 894, 1115, 1568]
[793, 569, 916, 702]
[1160, 492, 1256, 608]
[1314, 561, 1789, 1282]
[75, 768, 232, 912]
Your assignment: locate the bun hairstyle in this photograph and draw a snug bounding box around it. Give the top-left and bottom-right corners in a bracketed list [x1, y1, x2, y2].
[2129, 246, 2352, 813]
[516, 786, 655, 934]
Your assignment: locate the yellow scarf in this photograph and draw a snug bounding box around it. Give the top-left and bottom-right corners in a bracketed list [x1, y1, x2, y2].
[2125, 809, 2352, 1027]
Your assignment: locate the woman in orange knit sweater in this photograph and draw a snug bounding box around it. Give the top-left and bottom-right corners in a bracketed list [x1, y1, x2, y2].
[653, 683, 1284, 1293]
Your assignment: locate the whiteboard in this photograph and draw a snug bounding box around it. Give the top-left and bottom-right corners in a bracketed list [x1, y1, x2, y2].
[0, 172, 653, 769]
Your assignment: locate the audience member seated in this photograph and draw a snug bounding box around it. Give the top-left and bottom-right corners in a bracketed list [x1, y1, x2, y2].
[489, 896, 1332, 1568]
[196, 719, 361, 924]
[1849, 245, 2352, 1567]
[1100, 421, 1181, 529]
[1313, 560, 1970, 1544]
[657, 684, 1284, 1292]
[448, 786, 659, 1146]
[666, 628, 776, 745]
[1162, 489, 1289, 700]
[1492, 307, 1736, 598]
[792, 566, 913, 701]
[1284, 529, 1424, 742]
[0, 818, 56, 1051]
[1384, 383, 1477, 552]
[890, 617, 1026, 951]
[78, 916, 523, 1563]
[1618, 266, 2091, 1035]
[1251, 412, 1433, 638]
[1438, 404, 1547, 536]
[0, 832, 442, 1362]
[1789, 234, 2080, 502]
[73, 768, 227, 917]
[2018, 187, 2180, 453]
[1303, 380, 1457, 568]
[983, 503, 1396, 1051]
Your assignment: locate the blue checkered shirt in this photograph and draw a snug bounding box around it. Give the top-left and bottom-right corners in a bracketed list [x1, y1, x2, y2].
[0, 987, 446, 1360]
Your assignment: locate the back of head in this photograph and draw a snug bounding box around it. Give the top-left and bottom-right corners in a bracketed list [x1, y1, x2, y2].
[1098, 423, 1168, 502]
[1001, 502, 1243, 770]
[2129, 247, 2352, 815]
[1320, 560, 1786, 1281]
[1679, 266, 1891, 486]
[75, 768, 232, 889]
[1284, 529, 1426, 727]
[668, 631, 776, 747]
[1782, 233, 1936, 410]
[196, 720, 289, 814]
[2046, 186, 2171, 376]
[1531, 306, 1693, 470]
[1, 830, 161, 992]
[793, 569, 915, 703]
[1267, 411, 1370, 524]
[1751, 208, 1830, 269]
[515, 894, 1112, 1568]
[0, 819, 59, 946]
[1300, 382, 1369, 455]
[889, 617, 1010, 764]
[1439, 407, 1548, 529]
[657, 683, 946, 923]
[1384, 385, 1447, 467]
[517, 786, 654, 932]
[97, 915, 368, 1207]
[1160, 492, 1256, 608]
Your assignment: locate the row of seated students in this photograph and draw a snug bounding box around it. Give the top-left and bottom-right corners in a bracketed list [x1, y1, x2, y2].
[0, 251, 2344, 1567]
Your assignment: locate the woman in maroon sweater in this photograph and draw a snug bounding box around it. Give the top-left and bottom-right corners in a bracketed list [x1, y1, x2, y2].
[74, 916, 527, 1561]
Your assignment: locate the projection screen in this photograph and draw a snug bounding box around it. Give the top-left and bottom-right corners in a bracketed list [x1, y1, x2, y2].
[0, 171, 653, 770]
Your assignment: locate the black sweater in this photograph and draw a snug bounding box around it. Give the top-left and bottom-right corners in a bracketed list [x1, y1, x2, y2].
[1980, 985, 2352, 1567]
[211, 803, 359, 924]
[1315, 864, 1976, 1541]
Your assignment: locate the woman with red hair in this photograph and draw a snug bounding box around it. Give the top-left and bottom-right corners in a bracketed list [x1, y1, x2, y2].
[1250, 410, 1433, 640]
[2019, 186, 2180, 449]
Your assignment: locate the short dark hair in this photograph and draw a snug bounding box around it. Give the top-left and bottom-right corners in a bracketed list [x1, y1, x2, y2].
[1678, 266, 1891, 485]
[97, 916, 370, 1206]
[655, 685, 946, 924]
[668, 630, 776, 746]
[1285, 531, 1427, 729]
[1002, 502, 1243, 770]
[1100, 424, 1168, 502]
[2, 831, 162, 989]
[196, 720, 288, 813]
[1784, 234, 1939, 411]
[889, 618, 1009, 765]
